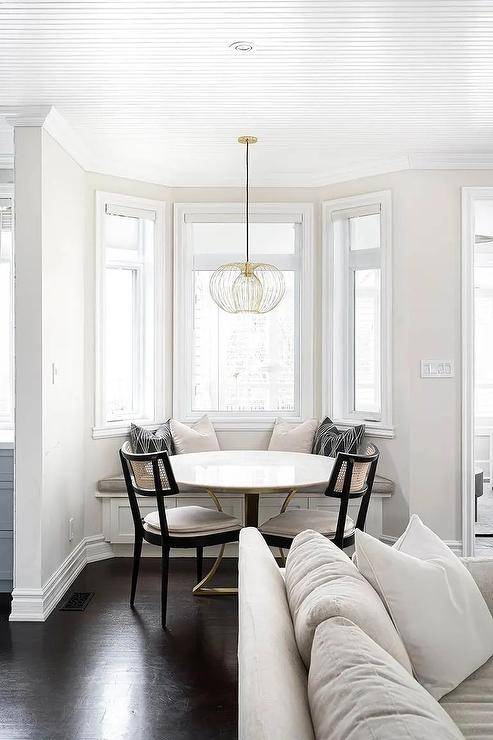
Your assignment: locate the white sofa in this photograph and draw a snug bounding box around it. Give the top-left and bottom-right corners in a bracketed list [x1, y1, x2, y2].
[238, 527, 493, 740]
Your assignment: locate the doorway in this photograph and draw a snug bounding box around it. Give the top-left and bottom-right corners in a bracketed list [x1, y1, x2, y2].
[462, 188, 493, 556]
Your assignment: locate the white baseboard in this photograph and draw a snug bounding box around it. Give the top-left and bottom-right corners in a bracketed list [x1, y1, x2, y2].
[10, 535, 114, 622]
[380, 534, 463, 556]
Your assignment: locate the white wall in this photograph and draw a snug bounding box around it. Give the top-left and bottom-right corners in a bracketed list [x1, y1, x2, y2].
[16, 152, 492, 576]
[40, 131, 87, 582]
[13, 128, 86, 597]
[82, 169, 493, 546]
[320, 169, 493, 541]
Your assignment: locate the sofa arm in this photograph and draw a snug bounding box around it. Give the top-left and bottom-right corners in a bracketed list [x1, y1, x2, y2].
[461, 557, 493, 615]
[238, 528, 314, 740]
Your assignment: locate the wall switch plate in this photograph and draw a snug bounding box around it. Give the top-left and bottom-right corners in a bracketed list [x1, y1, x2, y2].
[68, 517, 74, 542]
[421, 360, 455, 378]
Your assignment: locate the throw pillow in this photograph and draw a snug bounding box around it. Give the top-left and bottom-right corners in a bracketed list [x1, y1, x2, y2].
[170, 414, 220, 454]
[355, 515, 493, 699]
[285, 529, 412, 672]
[268, 417, 319, 454]
[129, 421, 174, 455]
[308, 617, 463, 740]
[311, 416, 365, 456]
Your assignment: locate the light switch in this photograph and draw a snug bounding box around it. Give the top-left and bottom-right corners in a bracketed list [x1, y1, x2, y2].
[421, 360, 454, 378]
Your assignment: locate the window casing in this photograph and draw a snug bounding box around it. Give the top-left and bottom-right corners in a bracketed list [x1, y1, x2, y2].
[94, 192, 166, 437]
[0, 191, 14, 430]
[174, 203, 313, 428]
[322, 191, 393, 436]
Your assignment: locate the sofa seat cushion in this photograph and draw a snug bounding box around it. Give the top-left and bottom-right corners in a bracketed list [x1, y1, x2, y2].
[143, 506, 241, 535]
[285, 529, 412, 672]
[309, 617, 463, 740]
[260, 509, 355, 539]
[440, 655, 493, 738]
[238, 527, 314, 740]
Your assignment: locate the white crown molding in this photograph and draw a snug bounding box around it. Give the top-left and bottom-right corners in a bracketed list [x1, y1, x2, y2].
[2, 106, 493, 186]
[409, 152, 493, 170]
[0, 105, 93, 171]
[9, 535, 113, 622]
[0, 104, 52, 128]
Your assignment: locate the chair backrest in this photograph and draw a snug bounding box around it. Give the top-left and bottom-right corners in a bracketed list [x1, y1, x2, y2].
[324, 442, 380, 547]
[120, 441, 179, 537]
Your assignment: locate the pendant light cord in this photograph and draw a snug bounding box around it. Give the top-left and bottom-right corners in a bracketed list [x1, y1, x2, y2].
[246, 139, 249, 263]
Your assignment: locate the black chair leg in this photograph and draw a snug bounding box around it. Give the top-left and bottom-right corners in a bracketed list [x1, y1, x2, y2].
[130, 535, 142, 607]
[161, 545, 170, 629]
[196, 546, 203, 582]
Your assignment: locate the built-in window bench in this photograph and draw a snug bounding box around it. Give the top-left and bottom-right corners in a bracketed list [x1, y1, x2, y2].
[95, 473, 394, 556]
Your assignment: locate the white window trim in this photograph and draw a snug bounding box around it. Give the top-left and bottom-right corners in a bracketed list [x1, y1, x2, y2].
[0, 183, 14, 432]
[322, 190, 394, 438]
[173, 202, 314, 429]
[93, 191, 169, 439]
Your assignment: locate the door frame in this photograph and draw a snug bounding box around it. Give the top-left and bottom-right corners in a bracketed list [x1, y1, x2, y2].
[461, 187, 493, 556]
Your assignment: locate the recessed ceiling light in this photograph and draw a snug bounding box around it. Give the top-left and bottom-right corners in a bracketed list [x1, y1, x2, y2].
[229, 41, 254, 52]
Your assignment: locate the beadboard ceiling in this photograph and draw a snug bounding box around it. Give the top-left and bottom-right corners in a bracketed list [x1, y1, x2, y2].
[1, 1, 493, 185]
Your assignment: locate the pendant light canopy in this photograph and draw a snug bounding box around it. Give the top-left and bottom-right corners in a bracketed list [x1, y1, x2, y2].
[209, 136, 285, 314]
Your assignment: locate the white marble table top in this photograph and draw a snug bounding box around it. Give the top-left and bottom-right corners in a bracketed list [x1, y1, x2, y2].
[170, 450, 335, 493]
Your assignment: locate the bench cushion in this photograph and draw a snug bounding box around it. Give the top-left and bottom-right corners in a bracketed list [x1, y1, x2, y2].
[98, 471, 395, 495]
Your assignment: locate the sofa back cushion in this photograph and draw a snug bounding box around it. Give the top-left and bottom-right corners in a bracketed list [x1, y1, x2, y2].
[285, 529, 411, 672]
[238, 527, 314, 740]
[308, 617, 463, 740]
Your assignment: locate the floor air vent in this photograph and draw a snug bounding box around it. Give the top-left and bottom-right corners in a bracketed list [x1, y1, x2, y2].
[60, 592, 94, 612]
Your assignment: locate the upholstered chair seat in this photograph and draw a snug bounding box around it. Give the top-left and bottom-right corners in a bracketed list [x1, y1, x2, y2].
[260, 509, 355, 539]
[144, 506, 241, 536]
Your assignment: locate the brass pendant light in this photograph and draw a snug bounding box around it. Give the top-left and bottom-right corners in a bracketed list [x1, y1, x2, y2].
[209, 136, 285, 314]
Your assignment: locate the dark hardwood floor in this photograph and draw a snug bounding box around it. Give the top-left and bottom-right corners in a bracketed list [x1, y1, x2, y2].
[0, 557, 239, 740]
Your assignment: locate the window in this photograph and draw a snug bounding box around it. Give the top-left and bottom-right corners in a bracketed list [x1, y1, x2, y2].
[94, 192, 166, 436]
[323, 191, 392, 435]
[174, 204, 313, 426]
[0, 195, 13, 430]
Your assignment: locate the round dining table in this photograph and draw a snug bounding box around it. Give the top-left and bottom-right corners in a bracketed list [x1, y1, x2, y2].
[170, 449, 336, 527]
[169, 450, 336, 595]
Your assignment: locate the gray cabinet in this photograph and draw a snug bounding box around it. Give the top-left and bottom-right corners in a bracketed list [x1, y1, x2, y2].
[0, 448, 13, 592]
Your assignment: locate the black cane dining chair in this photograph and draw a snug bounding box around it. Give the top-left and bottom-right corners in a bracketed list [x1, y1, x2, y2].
[259, 442, 379, 555]
[120, 442, 242, 628]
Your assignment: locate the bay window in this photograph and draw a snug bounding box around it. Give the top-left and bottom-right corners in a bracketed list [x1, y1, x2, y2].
[174, 204, 313, 427]
[323, 191, 392, 436]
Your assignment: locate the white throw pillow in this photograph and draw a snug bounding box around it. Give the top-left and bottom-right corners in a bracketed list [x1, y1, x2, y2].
[170, 415, 220, 454]
[355, 515, 493, 699]
[285, 529, 412, 672]
[308, 617, 464, 740]
[268, 417, 319, 454]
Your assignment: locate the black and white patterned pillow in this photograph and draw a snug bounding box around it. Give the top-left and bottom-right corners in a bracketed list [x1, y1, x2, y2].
[129, 420, 174, 455]
[311, 417, 365, 457]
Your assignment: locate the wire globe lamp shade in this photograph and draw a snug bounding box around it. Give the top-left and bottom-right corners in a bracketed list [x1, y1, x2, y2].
[210, 261, 285, 314]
